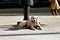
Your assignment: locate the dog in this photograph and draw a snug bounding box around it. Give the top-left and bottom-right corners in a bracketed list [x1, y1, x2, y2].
[17, 16, 42, 30]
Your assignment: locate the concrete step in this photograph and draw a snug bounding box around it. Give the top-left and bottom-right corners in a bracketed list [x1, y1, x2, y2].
[0, 8, 60, 13]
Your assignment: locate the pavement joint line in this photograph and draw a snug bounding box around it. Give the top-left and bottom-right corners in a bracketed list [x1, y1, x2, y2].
[0, 32, 60, 36]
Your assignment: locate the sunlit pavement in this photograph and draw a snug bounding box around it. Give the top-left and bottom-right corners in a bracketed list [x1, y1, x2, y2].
[0, 16, 60, 40]
[0, 34, 60, 40]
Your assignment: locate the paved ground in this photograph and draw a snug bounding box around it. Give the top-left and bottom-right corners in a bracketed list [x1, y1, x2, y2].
[0, 34, 60, 40]
[0, 16, 60, 31]
[0, 6, 60, 40]
[0, 15, 60, 40]
[0, 16, 60, 34]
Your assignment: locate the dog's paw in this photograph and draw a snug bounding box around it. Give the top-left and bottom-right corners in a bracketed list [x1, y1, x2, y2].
[37, 27, 42, 30]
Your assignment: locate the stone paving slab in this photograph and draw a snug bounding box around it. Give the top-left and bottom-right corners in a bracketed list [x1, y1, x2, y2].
[0, 16, 60, 40]
[0, 16, 59, 35]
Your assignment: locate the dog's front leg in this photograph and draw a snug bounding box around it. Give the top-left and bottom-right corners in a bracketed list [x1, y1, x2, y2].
[30, 26, 36, 30]
[37, 22, 42, 30]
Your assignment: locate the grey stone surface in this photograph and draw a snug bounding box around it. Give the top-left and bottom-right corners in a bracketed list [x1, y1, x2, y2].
[0, 16, 60, 40]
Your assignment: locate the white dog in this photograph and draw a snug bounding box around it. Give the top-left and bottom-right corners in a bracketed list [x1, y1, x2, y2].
[17, 16, 42, 30]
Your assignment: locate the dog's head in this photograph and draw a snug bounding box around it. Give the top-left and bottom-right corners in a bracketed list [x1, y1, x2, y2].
[31, 16, 38, 23]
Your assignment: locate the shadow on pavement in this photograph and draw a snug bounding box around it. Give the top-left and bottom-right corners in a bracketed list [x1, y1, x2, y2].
[4, 23, 46, 31]
[4, 25, 20, 31]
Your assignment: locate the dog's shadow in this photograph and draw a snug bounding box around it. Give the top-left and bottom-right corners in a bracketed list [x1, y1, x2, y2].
[4, 25, 20, 31]
[4, 23, 46, 31]
[40, 24, 46, 26]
